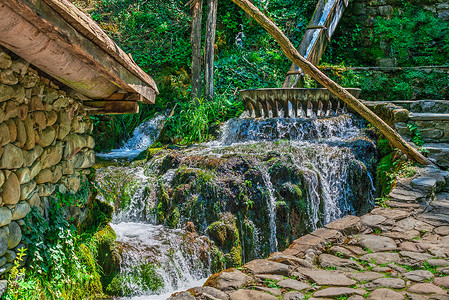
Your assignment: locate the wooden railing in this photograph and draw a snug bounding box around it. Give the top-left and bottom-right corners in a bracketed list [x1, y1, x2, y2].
[283, 0, 349, 88]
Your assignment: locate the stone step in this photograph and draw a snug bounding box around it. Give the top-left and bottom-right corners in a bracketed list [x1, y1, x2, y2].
[409, 113, 449, 121]
[392, 100, 449, 114]
[430, 199, 449, 215]
[417, 213, 449, 226]
[424, 143, 449, 170]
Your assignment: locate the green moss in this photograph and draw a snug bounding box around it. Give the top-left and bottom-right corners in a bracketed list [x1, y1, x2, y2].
[167, 207, 180, 228]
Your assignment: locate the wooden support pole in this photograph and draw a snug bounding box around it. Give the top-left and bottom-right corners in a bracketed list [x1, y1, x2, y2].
[230, 0, 432, 165]
[190, 0, 204, 102]
[204, 0, 218, 100]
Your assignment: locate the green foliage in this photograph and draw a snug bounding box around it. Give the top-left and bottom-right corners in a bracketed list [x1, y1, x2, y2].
[5, 196, 104, 299]
[373, 5, 449, 66]
[407, 124, 425, 147]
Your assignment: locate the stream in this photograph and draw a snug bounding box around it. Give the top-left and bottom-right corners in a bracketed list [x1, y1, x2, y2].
[95, 113, 377, 299]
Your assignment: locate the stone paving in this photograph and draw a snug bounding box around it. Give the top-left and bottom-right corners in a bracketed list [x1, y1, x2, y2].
[169, 166, 449, 300]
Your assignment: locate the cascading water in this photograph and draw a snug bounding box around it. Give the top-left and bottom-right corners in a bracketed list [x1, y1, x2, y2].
[95, 113, 377, 299]
[97, 114, 166, 160]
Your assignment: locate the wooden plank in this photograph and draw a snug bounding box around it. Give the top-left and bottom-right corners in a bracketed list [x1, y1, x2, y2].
[41, 0, 158, 93]
[84, 101, 140, 115]
[0, 0, 157, 103]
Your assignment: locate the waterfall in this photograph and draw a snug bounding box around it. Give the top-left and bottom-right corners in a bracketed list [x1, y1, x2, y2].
[97, 114, 165, 160]
[95, 113, 376, 298]
[260, 167, 278, 253]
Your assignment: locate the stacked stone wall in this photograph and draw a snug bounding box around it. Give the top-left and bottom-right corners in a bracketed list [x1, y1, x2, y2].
[0, 45, 95, 274]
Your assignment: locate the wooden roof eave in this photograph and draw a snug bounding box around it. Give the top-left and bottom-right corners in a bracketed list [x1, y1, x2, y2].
[0, 0, 158, 111]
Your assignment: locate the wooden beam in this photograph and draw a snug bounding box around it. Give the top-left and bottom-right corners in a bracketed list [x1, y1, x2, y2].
[230, 0, 433, 166]
[84, 101, 139, 115]
[0, 0, 157, 103]
[41, 0, 158, 94]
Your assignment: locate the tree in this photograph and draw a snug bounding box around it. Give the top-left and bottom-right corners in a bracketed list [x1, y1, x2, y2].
[204, 0, 218, 100]
[188, 0, 204, 102]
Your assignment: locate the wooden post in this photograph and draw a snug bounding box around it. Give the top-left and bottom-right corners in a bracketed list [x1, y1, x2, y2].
[189, 0, 204, 102]
[230, 0, 432, 165]
[204, 0, 218, 100]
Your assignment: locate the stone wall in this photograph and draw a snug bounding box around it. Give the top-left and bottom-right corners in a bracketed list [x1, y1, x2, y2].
[0, 45, 95, 274]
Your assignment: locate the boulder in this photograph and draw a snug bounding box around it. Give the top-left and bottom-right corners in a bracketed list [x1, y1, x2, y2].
[23, 145, 43, 167]
[6, 119, 17, 143]
[16, 168, 30, 184]
[0, 228, 8, 256]
[204, 269, 250, 291]
[45, 111, 57, 126]
[244, 259, 290, 276]
[229, 289, 278, 300]
[32, 111, 46, 130]
[314, 287, 365, 298]
[277, 279, 309, 291]
[404, 270, 434, 282]
[358, 235, 397, 252]
[42, 144, 62, 168]
[368, 288, 405, 300]
[58, 111, 71, 140]
[0, 144, 24, 169]
[35, 169, 52, 184]
[20, 180, 36, 201]
[0, 207, 12, 227]
[37, 126, 56, 147]
[7, 221, 22, 249]
[23, 115, 36, 150]
[1, 172, 20, 204]
[14, 118, 26, 148]
[11, 201, 31, 220]
[0, 122, 10, 146]
[408, 283, 446, 294]
[64, 134, 87, 159]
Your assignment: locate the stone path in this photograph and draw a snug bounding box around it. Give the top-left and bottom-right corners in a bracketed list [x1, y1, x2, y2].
[169, 174, 449, 299]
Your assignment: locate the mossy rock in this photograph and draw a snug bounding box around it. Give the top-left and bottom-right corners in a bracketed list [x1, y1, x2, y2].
[93, 225, 121, 291]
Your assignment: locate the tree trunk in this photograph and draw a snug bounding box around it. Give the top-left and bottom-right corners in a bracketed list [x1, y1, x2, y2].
[204, 0, 218, 100]
[229, 0, 432, 165]
[190, 0, 203, 102]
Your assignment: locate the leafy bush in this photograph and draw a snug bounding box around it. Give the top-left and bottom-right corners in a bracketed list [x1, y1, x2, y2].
[4, 187, 111, 299]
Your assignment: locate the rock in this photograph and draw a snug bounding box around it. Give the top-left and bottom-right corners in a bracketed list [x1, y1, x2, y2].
[0, 171, 4, 187]
[35, 169, 53, 184]
[244, 259, 290, 276]
[45, 111, 57, 126]
[434, 226, 449, 236]
[295, 268, 355, 286]
[347, 296, 364, 300]
[204, 269, 250, 291]
[388, 263, 407, 273]
[368, 288, 405, 300]
[400, 251, 433, 261]
[252, 286, 282, 296]
[404, 270, 434, 282]
[406, 293, 428, 300]
[37, 126, 56, 147]
[371, 208, 410, 221]
[43, 145, 63, 168]
[343, 245, 367, 256]
[329, 246, 356, 258]
[361, 215, 386, 227]
[0, 144, 24, 169]
[318, 254, 362, 270]
[167, 292, 195, 300]
[0, 280, 6, 298]
[408, 283, 446, 294]
[268, 252, 313, 268]
[434, 276, 449, 289]
[0, 228, 7, 256]
[347, 271, 383, 282]
[428, 295, 449, 300]
[0, 52, 12, 69]
[0, 123, 10, 147]
[58, 111, 71, 140]
[0, 207, 12, 227]
[360, 252, 401, 264]
[358, 235, 397, 252]
[383, 230, 421, 240]
[32, 111, 46, 130]
[313, 287, 365, 298]
[255, 274, 284, 282]
[399, 242, 425, 253]
[188, 286, 229, 300]
[4, 250, 15, 262]
[20, 180, 36, 201]
[6, 119, 17, 143]
[229, 289, 278, 300]
[325, 215, 362, 234]
[0, 263, 13, 275]
[23, 146, 44, 168]
[362, 278, 406, 290]
[11, 201, 31, 220]
[23, 115, 36, 150]
[8, 221, 22, 249]
[2, 172, 20, 204]
[426, 259, 449, 267]
[277, 279, 309, 291]
[282, 291, 304, 300]
[16, 168, 31, 184]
